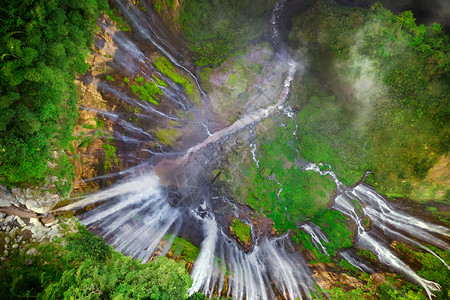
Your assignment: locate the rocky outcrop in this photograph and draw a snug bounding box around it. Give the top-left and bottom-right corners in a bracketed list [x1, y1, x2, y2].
[0, 185, 19, 207]
[0, 185, 61, 214]
[1, 213, 78, 262]
[311, 263, 366, 291]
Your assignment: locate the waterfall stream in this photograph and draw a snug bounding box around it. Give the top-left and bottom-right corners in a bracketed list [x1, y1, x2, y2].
[306, 163, 450, 299]
[59, 0, 450, 299]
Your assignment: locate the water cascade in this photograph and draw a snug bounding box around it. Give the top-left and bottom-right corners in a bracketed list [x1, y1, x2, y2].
[58, 0, 450, 299]
[306, 163, 450, 299]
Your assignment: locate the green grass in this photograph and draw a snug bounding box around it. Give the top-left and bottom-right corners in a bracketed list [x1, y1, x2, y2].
[339, 259, 359, 276]
[221, 118, 336, 233]
[296, 95, 369, 186]
[230, 219, 251, 244]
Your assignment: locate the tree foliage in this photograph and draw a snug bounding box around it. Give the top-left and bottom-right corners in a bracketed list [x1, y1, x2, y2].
[179, 0, 276, 66]
[0, 224, 192, 299]
[0, 0, 107, 186]
[289, 1, 449, 198]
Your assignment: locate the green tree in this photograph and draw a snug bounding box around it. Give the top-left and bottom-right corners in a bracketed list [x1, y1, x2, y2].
[0, 0, 107, 186]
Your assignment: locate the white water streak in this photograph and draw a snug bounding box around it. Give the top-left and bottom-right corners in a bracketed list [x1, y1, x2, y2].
[306, 162, 449, 299]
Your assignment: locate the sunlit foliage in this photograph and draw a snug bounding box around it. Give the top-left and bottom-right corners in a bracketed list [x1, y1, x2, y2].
[0, 0, 107, 186]
[0, 225, 192, 299]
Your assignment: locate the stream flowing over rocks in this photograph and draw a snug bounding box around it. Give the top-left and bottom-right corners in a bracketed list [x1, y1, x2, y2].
[2, 0, 449, 299]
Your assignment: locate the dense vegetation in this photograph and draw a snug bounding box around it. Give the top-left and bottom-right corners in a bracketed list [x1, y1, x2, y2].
[221, 117, 337, 232]
[289, 1, 449, 200]
[178, 0, 276, 66]
[0, 224, 192, 299]
[0, 0, 107, 188]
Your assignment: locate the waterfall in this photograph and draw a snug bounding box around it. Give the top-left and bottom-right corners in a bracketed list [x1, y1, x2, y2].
[306, 163, 450, 299]
[72, 172, 321, 299]
[301, 222, 329, 256]
[63, 0, 450, 298]
[189, 218, 319, 299]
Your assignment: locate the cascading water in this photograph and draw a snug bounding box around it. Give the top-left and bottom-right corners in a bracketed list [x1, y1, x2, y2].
[301, 222, 329, 256]
[60, 0, 450, 299]
[306, 163, 450, 299]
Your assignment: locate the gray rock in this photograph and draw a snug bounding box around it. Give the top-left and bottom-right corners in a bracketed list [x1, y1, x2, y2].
[12, 244, 18, 249]
[30, 218, 42, 227]
[4, 236, 10, 244]
[0, 212, 5, 219]
[18, 197, 27, 206]
[4, 215, 14, 224]
[25, 193, 60, 214]
[0, 185, 17, 207]
[44, 219, 59, 227]
[25, 199, 40, 212]
[9, 227, 18, 235]
[30, 217, 50, 241]
[26, 248, 38, 255]
[16, 216, 26, 227]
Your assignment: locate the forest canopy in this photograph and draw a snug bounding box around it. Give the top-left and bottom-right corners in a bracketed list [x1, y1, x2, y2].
[0, 0, 107, 186]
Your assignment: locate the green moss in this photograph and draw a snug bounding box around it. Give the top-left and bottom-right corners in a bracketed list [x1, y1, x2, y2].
[296, 230, 331, 263]
[312, 210, 353, 256]
[167, 235, 200, 263]
[230, 219, 251, 244]
[106, 9, 131, 32]
[153, 76, 168, 87]
[105, 75, 115, 81]
[155, 128, 179, 146]
[153, 57, 198, 102]
[289, 1, 449, 200]
[357, 248, 377, 262]
[179, 0, 276, 66]
[103, 140, 118, 172]
[129, 80, 162, 105]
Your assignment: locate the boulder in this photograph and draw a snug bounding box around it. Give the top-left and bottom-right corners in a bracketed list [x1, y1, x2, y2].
[15, 216, 26, 227]
[26, 248, 38, 256]
[3, 215, 14, 224]
[0, 185, 18, 207]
